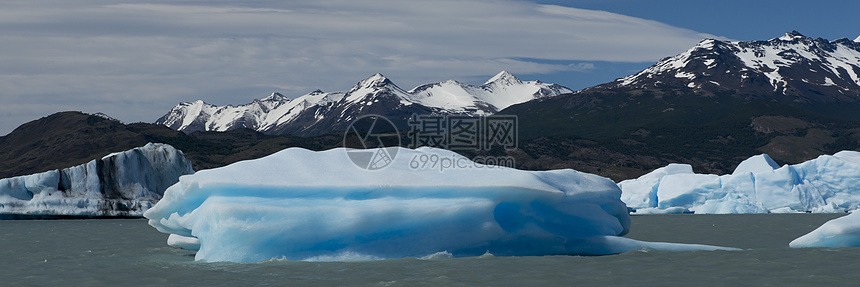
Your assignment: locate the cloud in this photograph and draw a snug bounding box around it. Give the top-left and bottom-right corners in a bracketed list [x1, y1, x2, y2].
[0, 0, 718, 135]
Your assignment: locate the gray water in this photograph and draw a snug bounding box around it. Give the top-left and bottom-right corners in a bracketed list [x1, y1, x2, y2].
[1, 214, 858, 286]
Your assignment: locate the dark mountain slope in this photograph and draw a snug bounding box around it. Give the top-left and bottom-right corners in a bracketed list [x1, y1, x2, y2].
[0, 112, 344, 178]
[0, 112, 158, 178]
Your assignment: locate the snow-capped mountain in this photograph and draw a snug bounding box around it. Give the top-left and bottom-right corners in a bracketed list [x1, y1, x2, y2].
[498, 32, 860, 179]
[157, 71, 572, 135]
[596, 31, 860, 103]
[157, 91, 343, 134]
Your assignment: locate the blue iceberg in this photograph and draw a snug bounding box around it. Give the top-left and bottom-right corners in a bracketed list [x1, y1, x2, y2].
[790, 212, 860, 248]
[145, 147, 735, 262]
[620, 151, 860, 214]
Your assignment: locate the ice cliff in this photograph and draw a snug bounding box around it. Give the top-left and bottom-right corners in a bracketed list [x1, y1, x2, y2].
[0, 143, 194, 217]
[620, 151, 860, 214]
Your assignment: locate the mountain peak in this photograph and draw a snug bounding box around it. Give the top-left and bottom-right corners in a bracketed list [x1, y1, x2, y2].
[351, 73, 394, 91]
[694, 38, 718, 49]
[778, 30, 806, 41]
[484, 70, 522, 85]
[854, 35, 860, 43]
[262, 92, 289, 102]
[186, 99, 209, 107]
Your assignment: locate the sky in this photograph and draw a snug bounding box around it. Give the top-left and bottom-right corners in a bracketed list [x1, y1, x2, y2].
[1, 0, 859, 136]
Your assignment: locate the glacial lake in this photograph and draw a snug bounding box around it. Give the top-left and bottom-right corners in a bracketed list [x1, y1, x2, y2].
[2, 214, 858, 286]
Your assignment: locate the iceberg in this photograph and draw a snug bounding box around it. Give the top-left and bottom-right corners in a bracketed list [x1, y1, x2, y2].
[790, 212, 860, 248]
[620, 152, 860, 214]
[145, 147, 735, 262]
[0, 143, 194, 217]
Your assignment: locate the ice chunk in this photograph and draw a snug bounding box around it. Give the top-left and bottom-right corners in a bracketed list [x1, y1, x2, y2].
[620, 151, 860, 214]
[691, 193, 768, 214]
[629, 207, 691, 214]
[656, 173, 722, 209]
[834, 150, 860, 165]
[596, 236, 740, 253]
[167, 234, 200, 250]
[619, 164, 693, 209]
[732, 154, 779, 175]
[145, 147, 630, 261]
[790, 212, 860, 248]
[167, 234, 200, 251]
[146, 147, 732, 262]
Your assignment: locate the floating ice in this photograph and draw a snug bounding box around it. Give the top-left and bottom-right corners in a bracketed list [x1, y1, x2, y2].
[790, 212, 860, 248]
[167, 234, 201, 251]
[0, 143, 194, 217]
[145, 147, 733, 262]
[620, 152, 860, 214]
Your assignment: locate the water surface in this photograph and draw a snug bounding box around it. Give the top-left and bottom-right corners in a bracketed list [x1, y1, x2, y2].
[1, 214, 856, 286]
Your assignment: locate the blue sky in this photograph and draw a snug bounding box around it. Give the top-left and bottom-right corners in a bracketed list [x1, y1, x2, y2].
[516, 0, 860, 88]
[533, 0, 860, 41]
[1, 0, 858, 135]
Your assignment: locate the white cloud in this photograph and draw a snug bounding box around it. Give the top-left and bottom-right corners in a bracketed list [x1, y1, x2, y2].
[0, 0, 719, 135]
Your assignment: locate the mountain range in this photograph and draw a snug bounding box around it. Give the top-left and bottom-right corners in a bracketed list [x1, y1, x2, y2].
[602, 30, 860, 111]
[501, 31, 860, 178]
[156, 71, 572, 136]
[508, 31, 860, 137]
[4, 31, 860, 181]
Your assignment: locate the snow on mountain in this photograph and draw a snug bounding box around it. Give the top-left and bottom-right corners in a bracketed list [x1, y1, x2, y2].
[0, 143, 194, 218]
[91, 112, 122, 123]
[619, 150, 860, 214]
[145, 146, 736, 262]
[156, 92, 312, 133]
[156, 71, 572, 135]
[608, 31, 860, 103]
[409, 71, 572, 114]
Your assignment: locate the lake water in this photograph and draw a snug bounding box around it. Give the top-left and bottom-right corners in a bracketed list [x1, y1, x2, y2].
[2, 214, 859, 286]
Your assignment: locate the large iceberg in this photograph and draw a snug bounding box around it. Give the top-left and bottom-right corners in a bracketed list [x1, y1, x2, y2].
[619, 151, 860, 214]
[790, 212, 860, 248]
[145, 147, 735, 262]
[0, 143, 194, 217]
